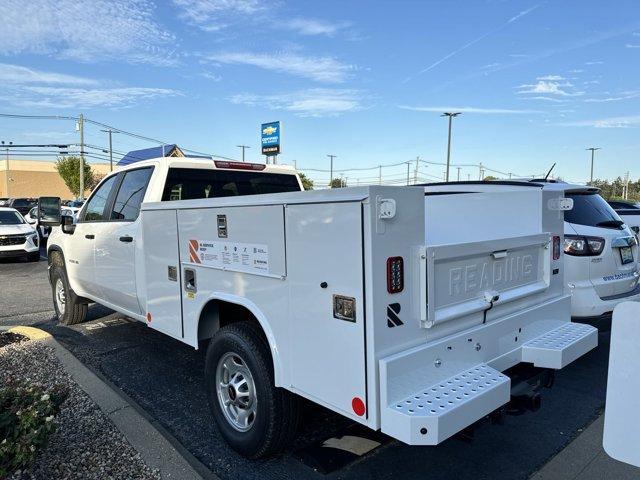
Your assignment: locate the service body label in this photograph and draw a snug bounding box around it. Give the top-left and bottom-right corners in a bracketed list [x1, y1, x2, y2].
[188, 239, 269, 274]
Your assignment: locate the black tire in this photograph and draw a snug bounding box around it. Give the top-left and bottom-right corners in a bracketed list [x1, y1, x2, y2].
[205, 322, 299, 458]
[27, 252, 40, 262]
[50, 264, 88, 325]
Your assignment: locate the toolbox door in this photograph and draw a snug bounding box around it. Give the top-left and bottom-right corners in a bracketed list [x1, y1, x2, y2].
[286, 202, 367, 419]
[142, 209, 183, 339]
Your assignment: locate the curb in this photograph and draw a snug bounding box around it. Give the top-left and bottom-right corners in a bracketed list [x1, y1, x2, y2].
[2, 326, 213, 480]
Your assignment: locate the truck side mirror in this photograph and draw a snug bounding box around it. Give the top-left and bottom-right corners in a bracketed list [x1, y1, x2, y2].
[61, 215, 76, 234]
[38, 197, 61, 226]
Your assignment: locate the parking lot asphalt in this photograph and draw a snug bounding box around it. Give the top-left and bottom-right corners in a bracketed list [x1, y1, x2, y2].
[0, 257, 615, 480]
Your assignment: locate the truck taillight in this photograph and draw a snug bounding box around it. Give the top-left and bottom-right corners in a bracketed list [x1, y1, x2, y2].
[214, 160, 266, 171]
[387, 257, 404, 293]
[552, 235, 561, 260]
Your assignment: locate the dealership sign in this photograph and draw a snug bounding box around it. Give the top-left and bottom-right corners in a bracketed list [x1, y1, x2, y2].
[261, 121, 281, 155]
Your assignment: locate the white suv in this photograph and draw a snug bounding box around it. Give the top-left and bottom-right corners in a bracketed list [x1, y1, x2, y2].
[562, 185, 640, 318]
[421, 180, 640, 319]
[0, 207, 40, 261]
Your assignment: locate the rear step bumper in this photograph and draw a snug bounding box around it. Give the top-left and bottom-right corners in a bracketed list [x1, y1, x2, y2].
[379, 295, 596, 445]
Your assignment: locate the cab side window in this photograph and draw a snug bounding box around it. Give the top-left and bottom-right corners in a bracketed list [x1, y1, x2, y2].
[82, 175, 118, 222]
[110, 168, 153, 221]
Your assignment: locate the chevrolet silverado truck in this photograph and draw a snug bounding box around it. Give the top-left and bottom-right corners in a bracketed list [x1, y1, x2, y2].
[42, 157, 597, 458]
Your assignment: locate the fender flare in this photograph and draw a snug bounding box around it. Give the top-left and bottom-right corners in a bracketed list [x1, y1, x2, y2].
[198, 292, 284, 387]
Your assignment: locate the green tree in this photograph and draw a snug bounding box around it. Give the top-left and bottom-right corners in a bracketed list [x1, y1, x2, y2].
[55, 156, 94, 199]
[298, 172, 314, 190]
[329, 177, 347, 188]
[483, 175, 498, 181]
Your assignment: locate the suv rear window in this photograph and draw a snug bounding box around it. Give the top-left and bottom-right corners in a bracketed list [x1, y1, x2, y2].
[162, 168, 301, 201]
[565, 193, 623, 229]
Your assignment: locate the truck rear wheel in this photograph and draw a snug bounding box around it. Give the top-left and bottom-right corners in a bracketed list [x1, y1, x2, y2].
[205, 322, 299, 458]
[50, 265, 88, 326]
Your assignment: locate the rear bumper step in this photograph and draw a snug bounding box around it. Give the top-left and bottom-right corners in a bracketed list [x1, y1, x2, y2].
[384, 364, 510, 445]
[521, 323, 597, 369]
[379, 302, 598, 446]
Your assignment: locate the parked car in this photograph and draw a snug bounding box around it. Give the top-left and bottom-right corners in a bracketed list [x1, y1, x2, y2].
[24, 206, 52, 242]
[422, 180, 640, 319]
[7, 198, 37, 215]
[0, 207, 40, 261]
[0, 198, 10, 206]
[608, 200, 640, 237]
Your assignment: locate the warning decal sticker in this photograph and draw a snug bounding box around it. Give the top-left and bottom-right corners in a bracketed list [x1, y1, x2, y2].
[188, 239, 269, 274]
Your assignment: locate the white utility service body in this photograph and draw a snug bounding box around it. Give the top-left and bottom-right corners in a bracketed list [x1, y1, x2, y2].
[139, 183, 596, 445]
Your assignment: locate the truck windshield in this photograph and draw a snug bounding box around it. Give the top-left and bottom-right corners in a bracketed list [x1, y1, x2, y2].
[162, 168, 301, 201]
[0, 211, 24, 225]
[565, 193, 623, 229]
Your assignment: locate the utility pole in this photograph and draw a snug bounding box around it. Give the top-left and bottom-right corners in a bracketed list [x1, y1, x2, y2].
[236, 145, 250, 162]
[467, 173, 471, 181]
[586, 147, 601, 184]
[100, 129, 114, 172]
[456, 166, 461, 181]
[624, 171, 630, 200]
[478, 162, 484, 180]
[379, 165, 382, 185]
[1, 141, 12, 197]
[77, 114, 85, 200]
[406, 162, 411, 186]
[414, 156, 420, 185]
[441, 112, 461, 182]
[508, 172, 513, 179]
[327, 154, 336, 187]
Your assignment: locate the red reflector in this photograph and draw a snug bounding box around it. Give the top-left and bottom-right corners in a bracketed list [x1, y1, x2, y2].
[146, 312, 152, 323]
[552, 235, 561, 260]
[387, 256, 404, 293]
[214, 160, 266, 171]
[352, 397, 366, 416]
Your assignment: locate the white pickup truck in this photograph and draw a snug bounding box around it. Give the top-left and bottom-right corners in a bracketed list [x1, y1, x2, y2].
[43, 158, 597, 458]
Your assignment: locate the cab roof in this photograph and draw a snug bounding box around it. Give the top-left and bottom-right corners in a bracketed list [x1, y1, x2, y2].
[420, 179, 599, 195]
[115, 156, 298, 176]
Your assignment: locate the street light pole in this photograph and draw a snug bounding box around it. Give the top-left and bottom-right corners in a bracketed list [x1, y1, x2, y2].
[327, 154, 336, 187]
[441, 112, 461, 182]
[456, 166, 461, 181]
[77, 114, 85, 199]
[237, 145, 250, 162]
[586, 147, 601, 184]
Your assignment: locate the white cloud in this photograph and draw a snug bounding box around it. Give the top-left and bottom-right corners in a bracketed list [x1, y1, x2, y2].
[537, 75, 564, 81]
[517, 79, 583, 97]
[626, 44, 640, 48]
[583, 90, 640, 103]
[201, 71, 223, 81]
[585, 60, 604, 65]
[0, 0, 177, 65]
[0, 63, 98, 85]
[283, 18, 350, 36]
[1, 86, 180, 109]
[230, 89, 362, 117]
[204, 51, 355, 83]
[560, 115, 640, 128]
[172, 0, 266, 31]
[398, 105, 541, 114]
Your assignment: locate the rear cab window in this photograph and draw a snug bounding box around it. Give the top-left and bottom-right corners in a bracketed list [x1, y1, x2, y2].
[161, 168, 301, 201]
[565, 193, 624, 229]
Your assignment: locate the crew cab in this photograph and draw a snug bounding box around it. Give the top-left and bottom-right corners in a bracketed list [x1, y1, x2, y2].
[43, 158, 596, 458]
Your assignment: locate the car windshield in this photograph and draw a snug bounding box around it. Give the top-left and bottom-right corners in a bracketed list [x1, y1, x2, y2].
[0, 210, 24, 225]
[565, 193, 623, 229]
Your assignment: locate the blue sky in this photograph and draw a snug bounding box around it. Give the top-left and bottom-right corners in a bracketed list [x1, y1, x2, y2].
[0, 0, 639, 185]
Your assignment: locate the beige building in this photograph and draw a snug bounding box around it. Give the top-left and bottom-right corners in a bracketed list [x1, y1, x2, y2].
[0, 159, 112, 199]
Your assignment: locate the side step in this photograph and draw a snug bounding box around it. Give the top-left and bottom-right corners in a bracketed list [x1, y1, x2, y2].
[521, 322, 598, 369]
[381, 364, 510, 445]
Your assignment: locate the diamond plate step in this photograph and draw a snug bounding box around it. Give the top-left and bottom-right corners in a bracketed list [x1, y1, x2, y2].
[382, 364, 510, 445]
[521, 322, 598, 369]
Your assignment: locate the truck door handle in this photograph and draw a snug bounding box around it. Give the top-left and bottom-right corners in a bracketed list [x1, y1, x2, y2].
[85, 234, 95, 239]
[119, 235, 133, 243]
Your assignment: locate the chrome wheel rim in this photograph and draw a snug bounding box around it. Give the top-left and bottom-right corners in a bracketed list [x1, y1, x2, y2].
[215, 352, 257, 432]
[55, 278, 66, 315]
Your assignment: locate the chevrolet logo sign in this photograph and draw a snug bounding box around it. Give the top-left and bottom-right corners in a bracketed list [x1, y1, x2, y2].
[262, 126, 277, 135]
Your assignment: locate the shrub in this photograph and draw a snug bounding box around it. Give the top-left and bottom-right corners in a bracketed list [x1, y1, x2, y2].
[0, 380, 67, 477]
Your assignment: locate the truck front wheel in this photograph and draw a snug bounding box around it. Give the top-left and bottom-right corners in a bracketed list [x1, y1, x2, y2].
[50, 265, 88, 325]
[205, 322, 299, 458]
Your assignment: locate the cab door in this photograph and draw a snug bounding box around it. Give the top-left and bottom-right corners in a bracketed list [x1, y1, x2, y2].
[93, 167, 154, 315]
[67, 174, 119, 299]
